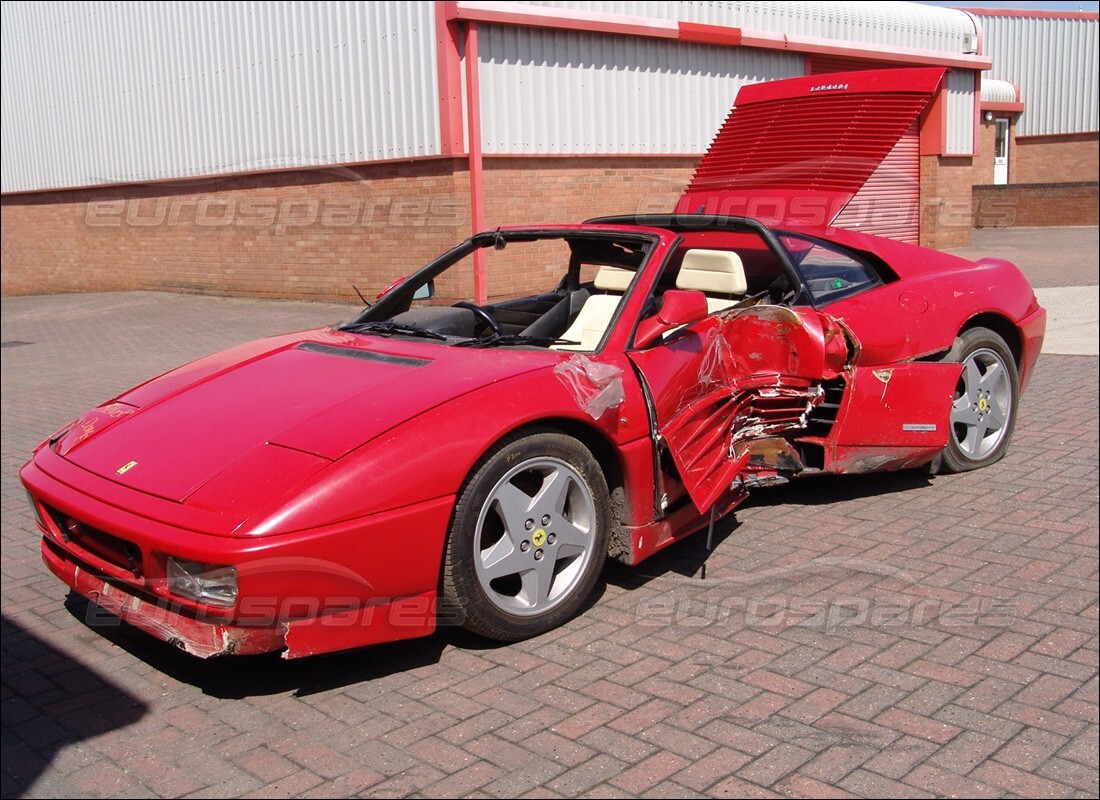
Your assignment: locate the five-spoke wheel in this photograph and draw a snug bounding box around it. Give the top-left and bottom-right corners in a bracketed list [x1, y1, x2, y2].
[442, 430, 610, 640]
[942, 327, 1019, 472]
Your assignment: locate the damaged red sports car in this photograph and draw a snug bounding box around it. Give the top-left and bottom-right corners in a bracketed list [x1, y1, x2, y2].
[20, 69, 1046, 658]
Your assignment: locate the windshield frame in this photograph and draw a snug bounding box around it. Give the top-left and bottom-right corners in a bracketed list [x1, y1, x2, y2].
[343, 227, 665, 353]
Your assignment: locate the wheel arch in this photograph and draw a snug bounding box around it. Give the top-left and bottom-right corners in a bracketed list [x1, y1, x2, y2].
[960, 313, 1022, 367]
[477, 417, 631, 560]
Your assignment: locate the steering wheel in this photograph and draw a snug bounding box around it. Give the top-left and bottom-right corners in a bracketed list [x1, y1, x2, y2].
[452, 301, 503, 337]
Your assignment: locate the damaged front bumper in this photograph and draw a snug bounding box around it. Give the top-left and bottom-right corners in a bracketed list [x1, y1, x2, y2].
[42, 540, 285, 657]
[22, 453, 451, 658]
[42, 541, 439, 658]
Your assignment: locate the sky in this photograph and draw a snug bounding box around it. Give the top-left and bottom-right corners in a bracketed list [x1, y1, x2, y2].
[921, 1, 1099, 10]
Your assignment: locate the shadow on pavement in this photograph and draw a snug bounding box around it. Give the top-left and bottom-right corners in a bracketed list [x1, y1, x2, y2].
[606, 468, 934, 590]
[60, 593, 456, 700]
[0, 614, 149, 797]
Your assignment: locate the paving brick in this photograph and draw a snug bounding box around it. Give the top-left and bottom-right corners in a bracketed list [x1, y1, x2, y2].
[241, 769, 326, 798]
[706, 773, 784, 798]
[836, 684, 910, 721]
[672, 747, 753, 792]
[725, 692, 792, 727]
[736, 743, 816, 787]
[839, 768, 936, 799]
[639, 779, 708, 798]
[1032, 630, 1093, 659]
[1016, 674, 1085, 710]
[774, 773, 859, 798]
[815, 713, 901, 750]
[298, 767, 385, 797]
[926, 730, 1003, 776]
[1036, 755, 1100, 794]
[609, 751, 692, 794]
[779, 687, 851, 724]
[970, 760, 1078, 798]
[696, 719, 779, 758]
[424, 760, 506, 798]
[873, 707, 962, 744]
[546, 754, 628, 795]
[994, 726, 1069, 772]
[862, 734, 941, 780]
[548, 702, 622, 739]
[994, 700, 1089, 737]
[638, 723, 718, 760]
[902, 765, 1007, 796]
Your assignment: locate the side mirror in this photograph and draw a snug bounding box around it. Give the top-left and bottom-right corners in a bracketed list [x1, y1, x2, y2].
[633, 290, 709, 349]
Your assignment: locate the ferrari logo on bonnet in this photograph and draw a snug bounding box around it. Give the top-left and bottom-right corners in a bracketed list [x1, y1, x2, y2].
[116, 461, 138, 475]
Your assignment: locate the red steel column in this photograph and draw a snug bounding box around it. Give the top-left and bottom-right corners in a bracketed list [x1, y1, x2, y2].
[464, 22, 487, 304]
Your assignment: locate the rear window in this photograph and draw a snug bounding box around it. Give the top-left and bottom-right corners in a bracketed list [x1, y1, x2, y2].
[779, 234, 885, 305]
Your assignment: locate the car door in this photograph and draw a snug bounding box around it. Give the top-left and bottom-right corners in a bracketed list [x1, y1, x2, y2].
[627, 303, 849, 514]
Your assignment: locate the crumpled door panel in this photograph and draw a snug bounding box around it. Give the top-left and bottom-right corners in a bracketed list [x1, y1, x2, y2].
[630, 305, 847, 513]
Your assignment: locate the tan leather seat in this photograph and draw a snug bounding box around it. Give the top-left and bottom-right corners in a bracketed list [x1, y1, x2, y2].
[676, 249, 747, 312]
[552, 266, 633, 351]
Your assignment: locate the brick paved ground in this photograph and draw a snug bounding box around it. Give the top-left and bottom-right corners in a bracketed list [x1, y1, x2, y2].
[2, 238, 1097, 797]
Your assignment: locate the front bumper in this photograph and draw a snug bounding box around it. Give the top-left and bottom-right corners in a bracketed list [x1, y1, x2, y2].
[22, 453, 453, 658]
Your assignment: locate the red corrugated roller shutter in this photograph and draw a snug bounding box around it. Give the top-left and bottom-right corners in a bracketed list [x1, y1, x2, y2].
[832, 121, 920, 243]
[677, 69, 942, 240]
[685, 92, 928, 197]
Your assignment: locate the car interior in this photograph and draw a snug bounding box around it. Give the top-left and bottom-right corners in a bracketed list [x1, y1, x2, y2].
[350, 223, 887, 350]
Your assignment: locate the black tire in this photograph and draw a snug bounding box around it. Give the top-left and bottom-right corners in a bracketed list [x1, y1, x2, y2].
[940, 327, 1019, 473]
[441, 429, 610, 641]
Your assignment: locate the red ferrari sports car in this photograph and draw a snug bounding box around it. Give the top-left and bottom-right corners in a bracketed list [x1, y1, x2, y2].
[20, 70, 1046, 658]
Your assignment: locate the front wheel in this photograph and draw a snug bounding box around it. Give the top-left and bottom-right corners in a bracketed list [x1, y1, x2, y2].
[941, 327, 1019, 473]
[441, 430, 610, 641]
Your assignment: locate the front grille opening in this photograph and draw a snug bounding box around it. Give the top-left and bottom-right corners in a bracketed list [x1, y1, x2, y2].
[44, 507, 142, 578]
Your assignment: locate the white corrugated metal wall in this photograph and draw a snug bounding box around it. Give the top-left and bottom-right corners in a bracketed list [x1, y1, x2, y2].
[478, 26, 803, 155]
[494, 1, 978, 154]
[1, 1, 998, 194]
[977, 12, 1099, 137]
[527, 1, 978, 54]
[0, 1, 441, 193]
[946, 69, 976, 155]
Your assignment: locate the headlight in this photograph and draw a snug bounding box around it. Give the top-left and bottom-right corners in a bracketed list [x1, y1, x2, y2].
[166, 558, 238, 607]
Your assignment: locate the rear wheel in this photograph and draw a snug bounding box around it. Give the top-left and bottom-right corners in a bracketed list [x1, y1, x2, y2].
[942, 327, 1019, 472]
[441, 430, 610, 641]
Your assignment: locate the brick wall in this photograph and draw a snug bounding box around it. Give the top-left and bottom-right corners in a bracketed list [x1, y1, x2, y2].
[481, 156, 698, 299]
[482, 156, 698, 227]
[2, 156, 699, 302]
[973, 182, 1099, 228]
[22, 146, 1098, 301]
[1013, 132, 1100, 185]
[1, 161, 470, 302]
[974, 124, 1098, 188]
[920, 156, 975, 249]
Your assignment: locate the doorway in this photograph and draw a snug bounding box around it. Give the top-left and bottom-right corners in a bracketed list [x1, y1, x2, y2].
[993, 118, 1010, 185]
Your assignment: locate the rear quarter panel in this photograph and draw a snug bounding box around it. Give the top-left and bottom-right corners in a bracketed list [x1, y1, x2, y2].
[819, 241, 1039, 367]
